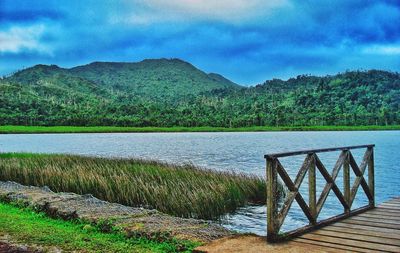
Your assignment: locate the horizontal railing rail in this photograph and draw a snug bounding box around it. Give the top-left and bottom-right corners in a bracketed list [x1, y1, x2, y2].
[265, 144, 375, 242]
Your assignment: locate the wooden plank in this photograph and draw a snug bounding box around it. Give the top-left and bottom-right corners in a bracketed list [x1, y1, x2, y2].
[343, 150, 350, 212]
[379, 203, 400, 209]
[356, 213, 400, 221]
[309, 154, 317, 223]
[369, 209, 400, 215]
[266, 157, 278, 241]
[378, 206, 400, 212]
[331, 222, 400, 235]
[341, 219, 400, 230]
[292, 238, 367, 252]
[299, 233, 400, 252]
[312, 228, 400, 246]
[265, 144, 375, 158]
[367, 147, 374, 206]
[322, 225, 400, 240]
[349, 216, 400, 225]
[380, 202, 400, 206]
[371, 208, 400, 215]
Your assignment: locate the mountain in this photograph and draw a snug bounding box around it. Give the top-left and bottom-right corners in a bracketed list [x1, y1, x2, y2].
[69, 58, 241, 99]
[0, 59, 399, 127]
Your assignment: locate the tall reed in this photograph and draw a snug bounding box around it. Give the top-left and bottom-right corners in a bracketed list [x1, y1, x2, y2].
[0, 153, 283, 219]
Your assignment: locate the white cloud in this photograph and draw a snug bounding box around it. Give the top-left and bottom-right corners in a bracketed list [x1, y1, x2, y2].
[362, 44, 400, 55]
[114, 0, 291, 25]
[0, 25, 52, 54]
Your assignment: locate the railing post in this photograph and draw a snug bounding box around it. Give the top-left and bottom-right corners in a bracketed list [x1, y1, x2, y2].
[343, 150, 351, 212]
[308, 153, 316, 224]
[368, 147, 375, 207]
[266, 156, 278, 242]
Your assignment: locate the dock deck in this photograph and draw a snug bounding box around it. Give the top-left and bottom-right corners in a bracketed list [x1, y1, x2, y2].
[196, 197, 400, 252]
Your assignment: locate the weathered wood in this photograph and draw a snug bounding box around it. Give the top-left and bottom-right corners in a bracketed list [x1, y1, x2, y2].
[341, 219, 400, 230]
[265, 144, 375, 158]
[379, 203, 400, 209]
[315, 150, 346, 217]
[299, 233, 400, 252]
[349, 216, 400, 225]
[349, 149, 373, 207]
[343, 150, 350, 213]
[272, 205, 373, 242]
[265, 145, 376, 243]
[331, 222, 400, 235]
[356, 213, 400, 221]
[368, 147, 375, 206]
[275, 159, 314, 226]
[322, 225, 400, 240]
[266, 157, 278, 242]
[275, 154, 313, 227]
[293, 238, 378, 253]
[309, 153, 317, 224]
[312, 229, 400, 247]
[315, 155, 348, 211]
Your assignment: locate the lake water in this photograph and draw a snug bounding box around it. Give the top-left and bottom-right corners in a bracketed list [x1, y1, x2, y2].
[1, 131, 399, 235]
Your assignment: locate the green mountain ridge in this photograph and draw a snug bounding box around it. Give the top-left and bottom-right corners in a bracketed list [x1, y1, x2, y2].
[0, 59, 399, 127]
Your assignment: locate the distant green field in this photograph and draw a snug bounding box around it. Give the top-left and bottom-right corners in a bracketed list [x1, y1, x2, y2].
[0, 125, 399, 134]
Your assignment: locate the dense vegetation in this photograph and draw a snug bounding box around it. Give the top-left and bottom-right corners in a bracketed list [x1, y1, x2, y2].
[0, 153, 276, 219]
[1, 125, 399, 134]
[0, 202, 198, 252]
[0, 58, 399, 127]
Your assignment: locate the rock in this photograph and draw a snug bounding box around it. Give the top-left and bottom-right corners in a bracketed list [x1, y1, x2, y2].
[0, 181, 233, 243]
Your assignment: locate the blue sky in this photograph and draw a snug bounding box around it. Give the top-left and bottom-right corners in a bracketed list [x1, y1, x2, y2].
[0, 0, 399, 85]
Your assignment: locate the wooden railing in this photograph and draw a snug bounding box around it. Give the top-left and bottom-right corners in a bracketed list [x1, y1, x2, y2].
[265, 144, 375, 242]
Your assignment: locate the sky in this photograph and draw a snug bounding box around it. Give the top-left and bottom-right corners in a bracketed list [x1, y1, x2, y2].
[0, 0, 399, 85]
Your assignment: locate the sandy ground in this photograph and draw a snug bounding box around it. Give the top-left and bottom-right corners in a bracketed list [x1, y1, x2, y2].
[194, 234, 343, 253]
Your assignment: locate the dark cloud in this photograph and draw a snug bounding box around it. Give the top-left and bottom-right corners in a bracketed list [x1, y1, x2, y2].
[0, 0, 399, 85]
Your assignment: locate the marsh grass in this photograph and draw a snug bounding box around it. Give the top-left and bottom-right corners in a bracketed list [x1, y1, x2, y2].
[0, 153, 281, 219]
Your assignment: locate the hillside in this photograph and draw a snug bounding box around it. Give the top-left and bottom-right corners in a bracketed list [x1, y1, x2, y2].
[69, 58, 240, 99]
[0, 59, 399, 127]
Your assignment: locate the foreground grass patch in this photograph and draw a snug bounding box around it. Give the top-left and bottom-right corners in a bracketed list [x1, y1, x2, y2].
[0, 125, 399, 134]
[0, 202, 198, 252]
[0, 153, 274, 219]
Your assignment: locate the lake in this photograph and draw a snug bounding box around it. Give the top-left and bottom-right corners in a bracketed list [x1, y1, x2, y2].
[1, 131, 399, 235]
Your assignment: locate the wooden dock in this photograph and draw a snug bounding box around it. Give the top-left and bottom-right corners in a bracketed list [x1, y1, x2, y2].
[196, 145, 400, 252]
[291, 196, 400, 252]
[195, 197, 400, 252]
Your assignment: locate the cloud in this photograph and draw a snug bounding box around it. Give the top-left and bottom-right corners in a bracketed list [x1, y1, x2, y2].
[0, 25, 52, 54]
[112, 0, 291, 24]
[0, 0, 399, 84]
[362, 44, 400, 55]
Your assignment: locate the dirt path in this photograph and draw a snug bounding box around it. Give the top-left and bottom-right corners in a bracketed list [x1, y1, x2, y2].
[194, 235, 343, 253]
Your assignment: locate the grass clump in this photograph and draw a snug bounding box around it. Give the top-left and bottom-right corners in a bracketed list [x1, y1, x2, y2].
[0, 153, 277, 219]
[0, 202, 199, 252]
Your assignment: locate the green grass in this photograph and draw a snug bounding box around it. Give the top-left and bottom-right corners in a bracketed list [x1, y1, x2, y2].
[0, 153, 276, 219]
[0, 125, 399, 134]
[0, 202, 199, 252]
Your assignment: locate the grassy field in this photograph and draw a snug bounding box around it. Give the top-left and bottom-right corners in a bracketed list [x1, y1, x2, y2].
[0, 153, 277, 219]
[0, 202, 198, 252]
[0, 125, 399, 134]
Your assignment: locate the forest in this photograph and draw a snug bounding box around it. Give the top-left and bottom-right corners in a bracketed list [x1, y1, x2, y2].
[0, 59, 399, 127]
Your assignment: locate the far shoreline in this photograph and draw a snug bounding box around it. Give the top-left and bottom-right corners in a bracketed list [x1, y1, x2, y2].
[1, 125, 399, 134]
